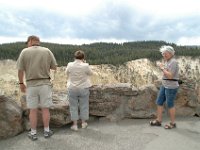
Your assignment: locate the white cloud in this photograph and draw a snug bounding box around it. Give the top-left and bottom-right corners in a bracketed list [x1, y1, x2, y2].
[0, 0, 102, 16]
[44, 37, 127, 45]
[1, 0, 199, 17]
[0, 36, 25, 43]
[0, 0, 200, 45]
[177, 36, 200, 46]
[125, 0, 200, 17]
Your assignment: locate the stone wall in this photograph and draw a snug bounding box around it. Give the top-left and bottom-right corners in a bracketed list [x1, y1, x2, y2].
[1, 81, 200, 139]
[89, 83, 157, 120]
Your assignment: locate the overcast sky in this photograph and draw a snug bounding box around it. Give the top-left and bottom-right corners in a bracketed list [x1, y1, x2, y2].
[0, 0, 200, 45]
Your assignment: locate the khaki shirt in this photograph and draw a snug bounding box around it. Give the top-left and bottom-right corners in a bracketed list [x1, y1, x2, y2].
[17, 46, 57, 87]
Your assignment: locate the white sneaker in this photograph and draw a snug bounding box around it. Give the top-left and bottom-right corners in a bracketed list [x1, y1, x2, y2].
[71, 125, 78, 131]
[82, 122, 88, 129]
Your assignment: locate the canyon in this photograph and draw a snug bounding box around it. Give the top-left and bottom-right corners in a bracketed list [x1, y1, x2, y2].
[0, 57, 200, 139]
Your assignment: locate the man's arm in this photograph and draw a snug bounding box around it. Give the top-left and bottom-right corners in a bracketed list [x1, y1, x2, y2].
[49, 50, 57, 71]
[18, 70, 24, 83]
[18, 70, 26, 93]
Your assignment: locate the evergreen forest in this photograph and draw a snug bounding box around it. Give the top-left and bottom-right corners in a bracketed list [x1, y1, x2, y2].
[0, 41, 199, 66]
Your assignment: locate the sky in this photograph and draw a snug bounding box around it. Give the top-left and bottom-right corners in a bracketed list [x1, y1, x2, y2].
[0, 0, 200, 45]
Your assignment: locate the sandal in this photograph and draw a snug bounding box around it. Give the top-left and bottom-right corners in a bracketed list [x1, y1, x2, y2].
[149, 120, 162, 126]
[164, 122, 176, 129]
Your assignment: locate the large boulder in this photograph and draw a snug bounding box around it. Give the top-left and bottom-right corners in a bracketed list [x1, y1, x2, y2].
[0, 94, 23, 139]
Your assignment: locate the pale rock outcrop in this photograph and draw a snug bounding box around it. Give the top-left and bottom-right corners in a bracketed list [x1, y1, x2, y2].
[90, 57, 200, 88]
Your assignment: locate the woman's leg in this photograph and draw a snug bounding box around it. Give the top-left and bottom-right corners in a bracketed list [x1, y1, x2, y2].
[68, 88, 79, 124]
[169, 107, 176, 124]
[166, 88, 178, 124]
[79, 88, 90, 123]
[156, 86, 166, 122]
[157, 105, 164, 122]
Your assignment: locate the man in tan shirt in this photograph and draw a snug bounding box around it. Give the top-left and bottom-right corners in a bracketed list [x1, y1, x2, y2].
[17, 35, 57, 140]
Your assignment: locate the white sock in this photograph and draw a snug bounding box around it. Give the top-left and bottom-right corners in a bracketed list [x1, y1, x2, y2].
[31, 129, 37, 135]
[44, 126, 50, 132]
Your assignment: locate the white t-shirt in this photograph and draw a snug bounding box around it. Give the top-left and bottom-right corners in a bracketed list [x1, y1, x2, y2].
[65, 59, 93, 89]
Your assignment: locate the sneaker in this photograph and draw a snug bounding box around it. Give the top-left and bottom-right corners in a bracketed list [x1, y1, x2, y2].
[44, 130, 54, 138]
[71, 125, 78, 131]
[82, 122, 88, 129]
[28, 132, 38, 141]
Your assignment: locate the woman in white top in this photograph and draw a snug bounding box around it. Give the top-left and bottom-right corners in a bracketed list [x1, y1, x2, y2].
[65, 50, 93, 131]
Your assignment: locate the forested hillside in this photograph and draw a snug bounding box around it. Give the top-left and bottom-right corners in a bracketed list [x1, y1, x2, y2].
[0, 41, 199, 66]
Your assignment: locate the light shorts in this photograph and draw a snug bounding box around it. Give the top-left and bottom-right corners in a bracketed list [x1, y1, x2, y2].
[26, 85, 53, 109]
[156, 86, 178, 108]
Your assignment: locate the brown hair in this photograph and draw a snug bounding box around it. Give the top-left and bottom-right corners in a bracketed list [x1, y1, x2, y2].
[25, 35, 40, 44]
[74, 50, 85, 60]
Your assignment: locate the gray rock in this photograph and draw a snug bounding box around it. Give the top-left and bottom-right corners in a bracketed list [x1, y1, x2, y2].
[0, 95, 23, 139]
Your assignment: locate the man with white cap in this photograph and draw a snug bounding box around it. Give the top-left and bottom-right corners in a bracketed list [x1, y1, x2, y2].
[150, 45, 179, 129]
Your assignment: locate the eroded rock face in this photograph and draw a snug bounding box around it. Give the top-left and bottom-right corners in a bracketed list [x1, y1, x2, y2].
[1, 57, 200, 103]
[0, 94, 23, 139]
[91, 57, 200, 88]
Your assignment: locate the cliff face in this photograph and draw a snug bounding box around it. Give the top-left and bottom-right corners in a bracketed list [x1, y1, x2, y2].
[0, 56, 200, 96]
[90, 59, 156, 87]
[91, 56, 200, 87]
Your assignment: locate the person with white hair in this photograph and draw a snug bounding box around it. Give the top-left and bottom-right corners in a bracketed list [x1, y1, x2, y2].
[149, 45, 179, 129]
